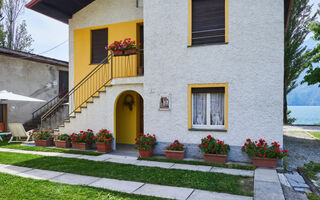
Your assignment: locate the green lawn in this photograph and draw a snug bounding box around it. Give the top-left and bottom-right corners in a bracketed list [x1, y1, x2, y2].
[0, 172, 163, 200]
[0, 140, 101, 156]
[139, 157, 255, 170]
[0, 151, 254, 196]
[307, 192, 320, 200]
[308, 132, 320, 140]
[302, 161, 320, 181]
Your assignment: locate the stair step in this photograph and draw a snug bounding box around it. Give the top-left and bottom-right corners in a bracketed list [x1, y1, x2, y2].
[86, 101, 93, 103]
[59, 125, 65, 128]
[70, 116, 76, 118]
[80, 106, 87, 108]
[64, 120, 70, 123]
[92, 96, 99, 98]
[54, 129, 59, 132]
[98, 90, 106, 93]
[75, 111, 81, 113]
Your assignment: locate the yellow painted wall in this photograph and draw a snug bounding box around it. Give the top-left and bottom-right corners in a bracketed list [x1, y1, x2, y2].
[73, 20, 143, 110]
[115, 91, 141, 144]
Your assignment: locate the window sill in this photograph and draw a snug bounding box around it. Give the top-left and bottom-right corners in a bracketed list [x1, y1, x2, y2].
[189, 128, 227, 132]
[187, 42, 228, 48]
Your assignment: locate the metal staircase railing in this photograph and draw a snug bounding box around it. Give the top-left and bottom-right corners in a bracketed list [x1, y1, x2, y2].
[40, 54, 113, 129]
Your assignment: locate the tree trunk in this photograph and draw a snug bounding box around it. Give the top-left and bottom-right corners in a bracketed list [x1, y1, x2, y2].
[283, 82, 288, 124]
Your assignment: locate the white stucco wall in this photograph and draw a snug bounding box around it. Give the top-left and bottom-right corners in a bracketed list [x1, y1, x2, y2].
[143, 0, 284, 147]
[0, 54, 68, 124]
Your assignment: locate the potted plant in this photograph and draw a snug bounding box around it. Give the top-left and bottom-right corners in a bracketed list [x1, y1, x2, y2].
[106, 41, 125, 56]
[135, 133, 157, 158]
[198, 135, 230, 163]
[95, 129, 113, 153]
[123, 38, 137, 55]
[70, 129, 95, 150]
[165, 140, 185, 160]
[32, 130, 54, 147]
[54, 133, 71, 148]
[242, 138, 288, 168]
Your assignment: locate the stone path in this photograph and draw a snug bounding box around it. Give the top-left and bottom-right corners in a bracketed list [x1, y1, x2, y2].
[0, 164, 252, 200]
[0, 148, 254, 177]
[254, 168, 285, 200]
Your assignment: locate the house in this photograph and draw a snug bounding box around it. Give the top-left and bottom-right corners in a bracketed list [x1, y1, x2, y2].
[0, 47, 68, 131]
[26, 0, 292, 162]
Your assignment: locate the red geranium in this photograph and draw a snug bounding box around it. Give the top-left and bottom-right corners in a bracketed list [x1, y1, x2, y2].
[135, 133, 157, 150]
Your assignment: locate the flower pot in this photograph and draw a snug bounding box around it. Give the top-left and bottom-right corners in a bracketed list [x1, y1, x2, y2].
[113, 50, 123, 56]
[203, 154, 227, 163]
[124, 49, 137, 55]
[55, 140, 71, 148]
[252, 157, 278, 168]
[72, 143, 91, 150]
[35, 139, 53, 147]
[96, 142, 112, 153]
[137, 67, 144, 76]
[139, 149, 153, 158]
[165, 150, 185, 160]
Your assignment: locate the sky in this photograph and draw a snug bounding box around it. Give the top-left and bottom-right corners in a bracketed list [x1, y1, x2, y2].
[21, 0, 320, 62]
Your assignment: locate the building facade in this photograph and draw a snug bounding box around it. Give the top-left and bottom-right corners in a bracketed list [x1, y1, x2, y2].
[27, 0, 291, 161]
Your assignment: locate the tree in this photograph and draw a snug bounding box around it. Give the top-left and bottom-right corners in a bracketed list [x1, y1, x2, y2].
[303, 21, 320, 87]
[1, 0, 33, 52]
[284, 0, 317, 124]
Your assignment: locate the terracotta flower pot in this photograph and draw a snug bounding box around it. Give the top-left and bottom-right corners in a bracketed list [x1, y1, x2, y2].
[252, 157, 278, 168]
[203, 154, 227, 163]
[124, 49, 137, 55]
[139, 149, 153, 158]
[72, 142, 91, 150]
[96, 142, 112, 153]
[113, 50, 123, 56]
[55, 140, 71, 148]
[165, 150, 185, 160]
[35, 139, 53, 147]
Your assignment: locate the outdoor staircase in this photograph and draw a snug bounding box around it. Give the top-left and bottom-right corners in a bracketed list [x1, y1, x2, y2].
[40, 51, 142, 132]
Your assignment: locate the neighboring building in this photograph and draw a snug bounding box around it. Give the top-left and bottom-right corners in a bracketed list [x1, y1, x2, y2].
[26, 0, 292, 161]
[0, 47, 68, 131]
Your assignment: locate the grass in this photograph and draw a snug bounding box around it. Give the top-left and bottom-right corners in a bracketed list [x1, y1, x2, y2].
[0, 172, 163, 200]
[301, 161, 320, 181]
[0, 151, 254, 196]
[0, 140, 102, 156]
[308, 132, 320, 140]
[138, 157, 256, 170]
[307, 192, 320, 200]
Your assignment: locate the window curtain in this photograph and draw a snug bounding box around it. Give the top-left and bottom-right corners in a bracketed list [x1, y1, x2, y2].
[192, 93, 207, 125]
[210, 93, 224, 125]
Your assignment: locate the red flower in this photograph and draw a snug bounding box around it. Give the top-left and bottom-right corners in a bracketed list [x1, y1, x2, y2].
[204, 143, 208, 147]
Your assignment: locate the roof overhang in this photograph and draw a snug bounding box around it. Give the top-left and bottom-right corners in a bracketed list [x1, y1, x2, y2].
[26, 0, 94, 24]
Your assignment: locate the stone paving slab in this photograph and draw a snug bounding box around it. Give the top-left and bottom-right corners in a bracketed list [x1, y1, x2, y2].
[50, 173, 101, 185]
[89, 178, 144, 193]
[107, 158, 139, 165]
[285, 172, 309, 188]
[170, 164, 212, 172]
[17, 169, 64, 180]
[134, 160, 175, 168]
[254, 180, 284, 200]
[0, 164, 32, 175]
[188, 190, 253, 200]
[133, 183, 193, 200]
[210, 167, 254, 177]
[77, 155, 110, 161]
[254, 168, 279, 183]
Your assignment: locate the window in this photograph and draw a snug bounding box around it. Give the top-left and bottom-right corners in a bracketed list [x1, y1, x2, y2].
[188, 0, 228, 46]
[188, 84, 228, 130]
[91, 28, 108, 64]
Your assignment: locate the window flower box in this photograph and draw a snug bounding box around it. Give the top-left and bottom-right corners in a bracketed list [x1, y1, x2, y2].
[135, 133, 157, 158]
[198, 135, 230, 164]
[54, 133, 71, 148]
[242, 138, 288, 168]
[106, 38, 139, 56]
[32, 130, 54, 147]
[34, 139, 53, 147]
[72, 142, 91, 150]
[70, 130, 95, 150]
[165, 140, 185, 160]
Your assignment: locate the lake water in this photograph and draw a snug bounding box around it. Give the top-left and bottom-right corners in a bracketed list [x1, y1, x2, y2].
[288, 106, 320, 125]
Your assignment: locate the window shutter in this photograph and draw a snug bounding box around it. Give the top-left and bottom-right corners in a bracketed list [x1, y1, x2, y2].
[192, 0, 225, 45]
[192, 87, 225, 93]
[91, 28, 108, 64]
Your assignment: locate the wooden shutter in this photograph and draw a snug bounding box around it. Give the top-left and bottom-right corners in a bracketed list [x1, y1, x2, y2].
[91, 28, 108, 64]
[192, 0, 225, 45]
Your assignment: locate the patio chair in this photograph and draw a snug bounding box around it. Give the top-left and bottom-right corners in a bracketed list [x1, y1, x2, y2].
[8, 123, 32, 143]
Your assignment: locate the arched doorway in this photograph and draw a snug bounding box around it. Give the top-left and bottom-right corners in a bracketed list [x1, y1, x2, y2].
[115, 90, 143, 145]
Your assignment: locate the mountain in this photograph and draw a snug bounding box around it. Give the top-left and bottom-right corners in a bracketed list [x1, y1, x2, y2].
[287, 38, 320, 106]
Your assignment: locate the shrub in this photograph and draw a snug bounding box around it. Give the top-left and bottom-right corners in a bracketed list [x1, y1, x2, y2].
[198, 135, 230, 155]
[53, 133, 71, 141]
[135, 133, 157, 150]
[242, 138, 288, 159]
[166, 140, 185, 151]
[32, 130, 54, 141]
[95, 129, 113, 144]
[70, 129, 95, 144]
